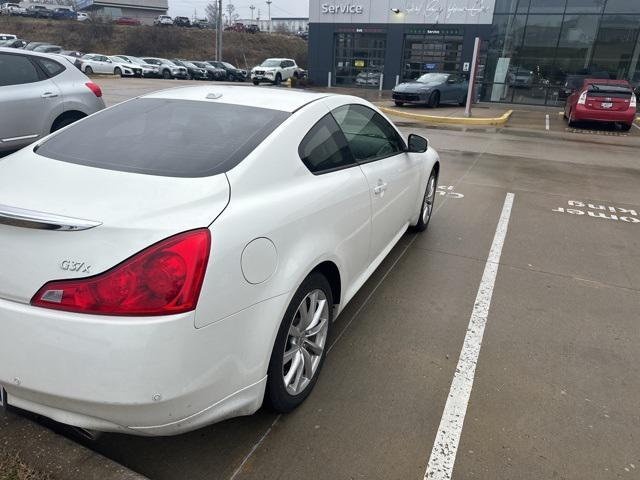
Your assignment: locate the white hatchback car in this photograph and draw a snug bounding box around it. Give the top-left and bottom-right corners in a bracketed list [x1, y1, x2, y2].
[0, 86, 440, 436]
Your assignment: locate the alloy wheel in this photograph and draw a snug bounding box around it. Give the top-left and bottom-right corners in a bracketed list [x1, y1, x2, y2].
[282, 289, 329, 396]
[423, 175, 436, 224]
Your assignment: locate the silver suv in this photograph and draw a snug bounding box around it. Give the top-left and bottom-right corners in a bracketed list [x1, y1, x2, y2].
[0, 48, 105, 152]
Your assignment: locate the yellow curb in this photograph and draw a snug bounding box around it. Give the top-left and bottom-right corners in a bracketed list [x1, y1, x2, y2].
[379, 106, 513, 126]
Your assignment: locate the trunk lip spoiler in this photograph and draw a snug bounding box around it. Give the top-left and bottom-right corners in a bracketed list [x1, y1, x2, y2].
[0, 204, 102, 231]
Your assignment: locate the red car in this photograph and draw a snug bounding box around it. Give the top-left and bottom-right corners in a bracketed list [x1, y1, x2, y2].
[565, 79, 637, 131]
[115, 16, 141, 26]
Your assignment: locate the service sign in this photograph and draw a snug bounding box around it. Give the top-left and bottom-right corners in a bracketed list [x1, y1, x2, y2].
[311, 0, 496, 25]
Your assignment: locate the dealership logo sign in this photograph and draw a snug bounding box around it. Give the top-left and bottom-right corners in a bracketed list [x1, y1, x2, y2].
[404, 0, 490, 20]
[321, 3, 364, 14]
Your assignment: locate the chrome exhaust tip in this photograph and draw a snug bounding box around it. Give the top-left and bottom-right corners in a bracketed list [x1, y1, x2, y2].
[70, 426, 99, 442]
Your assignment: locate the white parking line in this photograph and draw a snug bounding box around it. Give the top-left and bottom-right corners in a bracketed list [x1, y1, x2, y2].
[228, 193, 453, 480]
[229, 135, 498, 480]
[424, 192, 515, 480]
[633, 122, 640, 131]
[545, 114, 550, 131]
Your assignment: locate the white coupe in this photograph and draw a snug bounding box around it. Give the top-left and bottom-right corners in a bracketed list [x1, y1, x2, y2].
[0, 86, 440, 436]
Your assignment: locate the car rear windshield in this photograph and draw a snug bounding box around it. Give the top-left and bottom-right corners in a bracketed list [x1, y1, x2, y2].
[35, 98, 291, 177]
[587, 84, 633, 95]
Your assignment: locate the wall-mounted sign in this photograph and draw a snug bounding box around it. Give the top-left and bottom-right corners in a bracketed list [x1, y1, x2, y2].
[321, 3, 364, 14]
[311, 0, 496, 25]
[463, 62, 470, 72]
[425, 63, 438, 70]
[355, 60, 365, 67]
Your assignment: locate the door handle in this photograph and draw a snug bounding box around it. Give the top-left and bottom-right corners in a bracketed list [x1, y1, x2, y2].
[41, 92, 59, 98]
[373, 181, 388, 196]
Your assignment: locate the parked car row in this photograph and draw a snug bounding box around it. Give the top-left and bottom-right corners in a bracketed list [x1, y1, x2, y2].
[0, 4, 142, 24]
[224, 22, 260, 33]
[153, 15, 210, 28]
[1, 3, 89, 20]
[0, 35, 251, 81]
[75, 53, 249, 81]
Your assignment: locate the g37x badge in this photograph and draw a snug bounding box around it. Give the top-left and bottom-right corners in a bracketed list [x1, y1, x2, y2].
[60, 260, 92, 274]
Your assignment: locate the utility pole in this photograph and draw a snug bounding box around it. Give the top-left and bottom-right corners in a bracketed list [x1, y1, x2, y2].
[266, 0, 272, 33]
[250, 4, 255, 22]
[216, 0, 223, 61]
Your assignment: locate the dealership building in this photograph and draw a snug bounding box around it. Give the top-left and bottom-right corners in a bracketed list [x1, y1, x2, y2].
[308, 0, 640, 105]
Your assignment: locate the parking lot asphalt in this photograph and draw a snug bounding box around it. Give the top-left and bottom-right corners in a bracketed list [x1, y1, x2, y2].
[28, 78, 640, 479]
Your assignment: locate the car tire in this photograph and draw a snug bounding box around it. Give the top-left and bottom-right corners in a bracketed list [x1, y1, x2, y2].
[412, 169, 437, 233]
[567, 110, 577, 128]
[458, 95, 467, 107]
[394, 101, 404, 107]
[51, 113, 84, 133]
[428, 91, 440, 108]
[266, 272, 333, 413]
[84, 66, 93, 75]
[620, 123, 632, 132]
[274, 73, 282, 86]
[162, 69, 171, 79]
[114, 67, 122, 77]
[253, 79, 260, 85]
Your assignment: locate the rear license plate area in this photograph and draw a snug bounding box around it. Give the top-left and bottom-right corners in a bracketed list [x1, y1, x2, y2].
[602, 102, 613, 108]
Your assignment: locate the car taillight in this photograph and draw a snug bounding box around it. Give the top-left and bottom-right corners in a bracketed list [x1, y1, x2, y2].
[577, 91, 587, 105]
[85, 81, 102, 98]
[631, 94, 637, 108]
[31, 229, 211, 316]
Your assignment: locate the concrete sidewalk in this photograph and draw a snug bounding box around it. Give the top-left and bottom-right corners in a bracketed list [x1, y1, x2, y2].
[0, 409, 147, 480]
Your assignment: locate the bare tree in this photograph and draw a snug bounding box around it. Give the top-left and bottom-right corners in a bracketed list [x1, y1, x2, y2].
[205, 2, 218, 27]
[225, 3, 239, 26]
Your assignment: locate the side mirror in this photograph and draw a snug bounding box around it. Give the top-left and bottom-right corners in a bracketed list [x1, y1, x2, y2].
[447, 78, 456, 84]
[408, 134, 428, 153]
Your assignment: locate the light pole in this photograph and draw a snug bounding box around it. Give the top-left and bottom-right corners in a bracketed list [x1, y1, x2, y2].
[216, 0, 223, 61]
[266, 0, 272, 33]
[250, 4, 255, 22]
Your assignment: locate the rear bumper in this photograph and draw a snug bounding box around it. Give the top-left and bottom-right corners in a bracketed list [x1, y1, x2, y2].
[0, 294, 289, 435]
[573, 105, 636, 124]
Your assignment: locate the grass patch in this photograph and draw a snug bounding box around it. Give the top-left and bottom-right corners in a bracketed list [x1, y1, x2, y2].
[0, 452, 51, 480]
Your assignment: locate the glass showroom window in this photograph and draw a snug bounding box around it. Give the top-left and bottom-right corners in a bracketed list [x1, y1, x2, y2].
[334, 33, 385, 88]
[482, 14, 527, 103]
[591, 15, 640, 81]
[482, 4, 640, 106]
[402, 32, 464, 81]
[510, 14, 563, 105]
[565, 0, 605, 14]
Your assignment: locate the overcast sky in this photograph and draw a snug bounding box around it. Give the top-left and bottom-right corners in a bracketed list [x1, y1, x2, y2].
[169, 0, 309, 20]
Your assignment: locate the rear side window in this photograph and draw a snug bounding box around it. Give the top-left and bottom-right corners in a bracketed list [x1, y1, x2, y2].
[331, 104, 405, 162]
[299, 114, 356, 174]
[36, 58, 65, 77]
[36, 98, 291, 177]
[0, 53, 40, 86]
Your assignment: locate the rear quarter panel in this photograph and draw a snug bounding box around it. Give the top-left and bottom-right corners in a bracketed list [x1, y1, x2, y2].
[194, 99, 373, 331]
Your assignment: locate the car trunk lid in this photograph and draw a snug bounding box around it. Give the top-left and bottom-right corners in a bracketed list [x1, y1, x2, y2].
[585, 84, 633, 112]
[0, 149, 229, 304]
